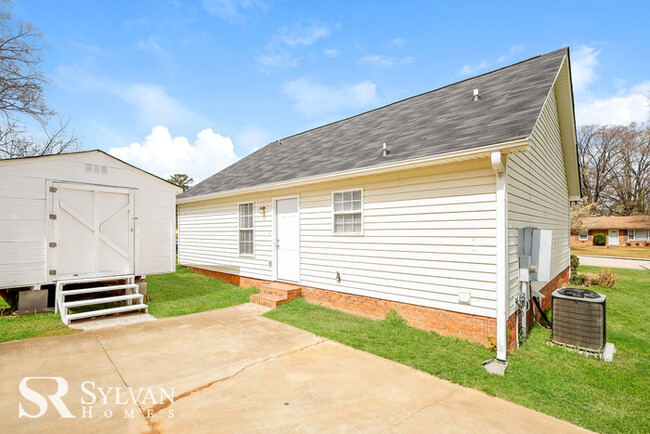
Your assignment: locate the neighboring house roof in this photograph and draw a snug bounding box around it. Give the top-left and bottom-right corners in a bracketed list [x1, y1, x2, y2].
[576, 216, 650, 231]
[0, 150, 182, 190]
[179, 47, 570, 201]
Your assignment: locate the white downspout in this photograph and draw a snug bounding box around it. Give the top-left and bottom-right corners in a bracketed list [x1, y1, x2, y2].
[491, 151, 508, 362]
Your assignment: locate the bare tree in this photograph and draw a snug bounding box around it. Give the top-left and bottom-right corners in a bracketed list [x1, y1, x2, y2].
[605, 123, 650, 215]
[577, 124, 620, 207]
[0, 1, 79, 159]
[0, 116, 79, 159]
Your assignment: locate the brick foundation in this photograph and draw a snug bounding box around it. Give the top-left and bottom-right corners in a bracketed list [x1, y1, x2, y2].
[300, 285, 498, 347]
[190, 265, 570, 351]
[190, 267, 265, 289]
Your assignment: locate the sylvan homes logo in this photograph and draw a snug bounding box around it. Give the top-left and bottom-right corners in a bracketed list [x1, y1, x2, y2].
[19, 377, 175, 419]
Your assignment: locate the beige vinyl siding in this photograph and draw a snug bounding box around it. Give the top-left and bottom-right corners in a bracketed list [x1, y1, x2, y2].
[178, 159, 499, 317]
[506, 88, 570, 316]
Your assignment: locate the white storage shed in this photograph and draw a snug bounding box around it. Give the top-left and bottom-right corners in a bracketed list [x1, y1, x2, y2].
[0, 150, 181, 322]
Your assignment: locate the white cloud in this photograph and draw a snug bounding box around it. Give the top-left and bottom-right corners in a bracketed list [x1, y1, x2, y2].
[256, 21, 338, 71]
[56, 67, 198, 127]
[255, 52, 298, 70]
[324, 48, 341, 58]
[359, 55, 395, 67]
[135, 36, 162, 53]
[576, 81, 650, 125]
[283, 78, 379, 118]
[235, 126, 274, 152]
[120, 84, 197, 126]
[359, 55, 414, 68]
[460, 59, 489, 76]
[109, 126, 239, 182]
[202, 0, 267, 21]
[571, 45, 600, 93]
[459, 45, 525, 76]
[278, 22, 332, 46]
[389, 38, 405, 48]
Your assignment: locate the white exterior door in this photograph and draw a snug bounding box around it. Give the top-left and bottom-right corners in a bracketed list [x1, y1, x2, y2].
[50, 182, 134, 280]
[608, 230, 619, 246]
[275, 198, 300, 283]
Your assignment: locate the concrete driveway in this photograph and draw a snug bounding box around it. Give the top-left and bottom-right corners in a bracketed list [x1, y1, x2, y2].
[578, 255, 650, 270]
[0, 304, 589, 433]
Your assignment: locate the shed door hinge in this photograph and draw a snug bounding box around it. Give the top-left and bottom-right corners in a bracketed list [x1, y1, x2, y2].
[49, 186, 58, 192]
[49, 270, 56, 276]
[49, 214, 57, 220]
[49, 242, 57, 248]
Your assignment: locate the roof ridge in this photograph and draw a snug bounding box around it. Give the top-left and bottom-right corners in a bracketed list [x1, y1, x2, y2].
[273, 47, 568, 144]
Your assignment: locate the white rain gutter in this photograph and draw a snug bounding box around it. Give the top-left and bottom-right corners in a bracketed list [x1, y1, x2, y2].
[177, 138, 528, 204]
[491, 150, 509, 361]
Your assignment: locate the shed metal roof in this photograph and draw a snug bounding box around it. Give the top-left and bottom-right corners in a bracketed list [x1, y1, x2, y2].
[179, 48, 568, 200]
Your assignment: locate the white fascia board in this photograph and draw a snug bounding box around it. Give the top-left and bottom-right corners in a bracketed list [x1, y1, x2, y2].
[177, 138, 529, 205]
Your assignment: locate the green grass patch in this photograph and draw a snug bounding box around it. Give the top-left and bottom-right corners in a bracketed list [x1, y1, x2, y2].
[0, 312, 79, 343]
[1, 266, 257, 343]
[146, 265, 258, 318]
[265, 266, 650, 433]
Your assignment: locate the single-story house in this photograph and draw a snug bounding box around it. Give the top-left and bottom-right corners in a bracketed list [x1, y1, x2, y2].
[572, 216, 650, 247]
[0, 150, 181, 322]
[177, 48, 580, 361]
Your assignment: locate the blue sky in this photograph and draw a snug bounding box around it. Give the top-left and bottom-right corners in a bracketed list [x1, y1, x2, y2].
[13, 0, 650, 182]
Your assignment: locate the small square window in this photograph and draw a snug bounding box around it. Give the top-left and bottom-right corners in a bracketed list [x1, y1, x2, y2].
[579, 230, 588, 241]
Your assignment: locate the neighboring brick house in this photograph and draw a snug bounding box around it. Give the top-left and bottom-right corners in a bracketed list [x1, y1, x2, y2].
[572, 216, 650, 247]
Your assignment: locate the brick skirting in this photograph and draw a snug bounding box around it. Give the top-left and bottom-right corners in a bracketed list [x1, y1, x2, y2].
[190, 265, 570, 350]
[190, 267, 264, 289]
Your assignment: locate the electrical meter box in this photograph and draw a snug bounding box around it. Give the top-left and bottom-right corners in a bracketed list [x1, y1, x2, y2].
[518, 227, 552, 282]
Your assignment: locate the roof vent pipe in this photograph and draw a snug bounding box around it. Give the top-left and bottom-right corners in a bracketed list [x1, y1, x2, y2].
[382, 142, 389, 157]
[472, 89, 481, 102]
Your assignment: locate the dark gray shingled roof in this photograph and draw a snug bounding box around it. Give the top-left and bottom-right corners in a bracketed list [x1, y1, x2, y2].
[179, 48, 568, 199]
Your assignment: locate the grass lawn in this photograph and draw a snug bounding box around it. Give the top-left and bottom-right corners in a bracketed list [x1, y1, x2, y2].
[0, 266, 257, 344]
[265, 266, 650, 433]
[146, 265, 258, 318]
[571, 244, 650, 259]
[0, 312, 79, 343]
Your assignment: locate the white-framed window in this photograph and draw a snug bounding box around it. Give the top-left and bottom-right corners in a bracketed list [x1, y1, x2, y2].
[332, 189, 363, 235]
[238, 202, 254, 255]
[629, 230, 649, 241]
[579, 230, 589, 241]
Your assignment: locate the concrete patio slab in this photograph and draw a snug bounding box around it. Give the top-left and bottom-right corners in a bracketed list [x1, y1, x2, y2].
[1, 303, 590, 433]
[0, 332, 148, 434]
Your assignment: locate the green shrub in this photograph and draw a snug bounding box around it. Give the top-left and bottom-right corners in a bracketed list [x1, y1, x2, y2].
[569, 274, 586, 286]
[593, 233, 606, 246]
[570, 254, 580, 274]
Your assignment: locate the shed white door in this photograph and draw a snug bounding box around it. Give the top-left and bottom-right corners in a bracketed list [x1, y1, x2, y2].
[276, 198, 300, 283]
[608, 230, 619, 246]
[50, 182, 134, 280]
